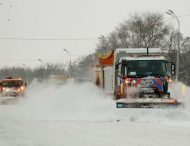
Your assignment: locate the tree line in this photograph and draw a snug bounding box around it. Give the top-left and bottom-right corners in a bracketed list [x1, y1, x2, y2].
[0, 63, 67, 84]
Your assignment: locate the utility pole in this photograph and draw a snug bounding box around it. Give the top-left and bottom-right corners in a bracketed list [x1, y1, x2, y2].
[62, 48, 72, 77]
[166, 10, 180, 81]
[22, 63, 29, 84]
[38, 58, 46, 80]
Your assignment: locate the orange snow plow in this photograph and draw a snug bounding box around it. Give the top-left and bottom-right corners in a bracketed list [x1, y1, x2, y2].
[116, 98, 182, 108]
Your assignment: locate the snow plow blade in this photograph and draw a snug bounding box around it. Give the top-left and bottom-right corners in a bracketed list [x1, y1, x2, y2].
[116, 98, 182, 108]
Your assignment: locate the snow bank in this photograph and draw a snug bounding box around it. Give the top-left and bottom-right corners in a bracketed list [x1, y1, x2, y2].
[169, 81, 190, 109]
[21, 80, 115, 121]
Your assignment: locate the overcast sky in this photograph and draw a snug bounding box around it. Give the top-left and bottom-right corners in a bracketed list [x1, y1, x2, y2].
[0, 0, 190, 68]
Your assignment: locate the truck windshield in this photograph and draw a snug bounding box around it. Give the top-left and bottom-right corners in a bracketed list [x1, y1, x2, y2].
[2, 81, 23, 88]
[126, 60, 167, 77]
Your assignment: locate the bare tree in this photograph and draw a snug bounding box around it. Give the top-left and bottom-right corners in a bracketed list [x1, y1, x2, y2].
[97, 12, 171, 52]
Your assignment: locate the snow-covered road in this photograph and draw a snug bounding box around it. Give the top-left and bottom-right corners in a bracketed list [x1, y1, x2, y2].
[1, 119, 190, 146]
[0, 81, 190, 146]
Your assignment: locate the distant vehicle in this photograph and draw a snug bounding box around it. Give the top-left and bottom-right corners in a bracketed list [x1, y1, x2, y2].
[0, 77, 26, 97]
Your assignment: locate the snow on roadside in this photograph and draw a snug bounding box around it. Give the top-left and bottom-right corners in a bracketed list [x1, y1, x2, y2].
[0, 80, 189, 122]
[169, 81, 190, 109]
[0, 80, 190, 146]
[0, 80, 115, 121]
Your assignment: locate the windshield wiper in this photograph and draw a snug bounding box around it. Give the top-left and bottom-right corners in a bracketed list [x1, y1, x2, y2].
[150, 74, 164, 77]
[127, 74, 146, 78]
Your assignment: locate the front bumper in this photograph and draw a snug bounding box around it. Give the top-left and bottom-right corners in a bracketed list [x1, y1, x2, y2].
[1, 90, 20, 97]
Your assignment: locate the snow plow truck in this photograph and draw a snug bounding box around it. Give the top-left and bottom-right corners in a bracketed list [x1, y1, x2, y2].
[92, 48, 182, 108]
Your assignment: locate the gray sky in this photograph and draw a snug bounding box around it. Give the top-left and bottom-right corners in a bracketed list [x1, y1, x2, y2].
[0, 0, 190, 68]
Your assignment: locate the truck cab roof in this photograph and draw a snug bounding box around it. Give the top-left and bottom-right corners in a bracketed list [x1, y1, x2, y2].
[120, 56, 165, 61]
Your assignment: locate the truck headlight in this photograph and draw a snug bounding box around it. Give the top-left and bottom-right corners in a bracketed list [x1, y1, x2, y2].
[125, 78, 130, 84]
[20, 86, 25, 90]
[17, 88, 21, 92]
[167, 77, 173, 83]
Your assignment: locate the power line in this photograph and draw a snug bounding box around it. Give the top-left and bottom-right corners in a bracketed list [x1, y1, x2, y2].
[0, 37, 98, 41]
[1, 13, 189, 41]
[0, 56, 85, 62]
[178, 14, 190, 18]
[164, 13, 190, 24]
[0, 59, 37, 62]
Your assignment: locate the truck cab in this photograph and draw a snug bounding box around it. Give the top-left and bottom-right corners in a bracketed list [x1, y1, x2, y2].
[114, 48, 175, 99]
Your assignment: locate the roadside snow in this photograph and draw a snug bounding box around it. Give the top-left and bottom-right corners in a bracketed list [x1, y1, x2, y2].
[0, 81, 190, 146]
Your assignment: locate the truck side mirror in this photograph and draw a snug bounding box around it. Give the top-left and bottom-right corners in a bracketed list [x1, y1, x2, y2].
[171, 63, 175, 75]
[115, 64, 119, 70]
[122, 60, 128, 66]
[115, 61, 122, 70]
